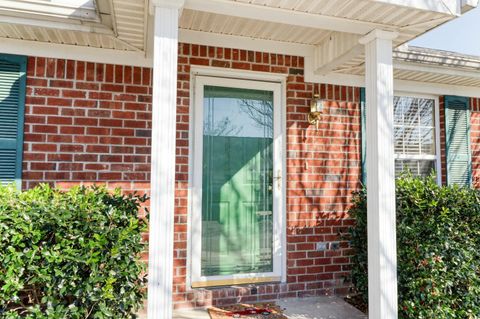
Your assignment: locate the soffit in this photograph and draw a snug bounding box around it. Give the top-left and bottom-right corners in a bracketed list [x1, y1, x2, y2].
[179, 0, 456, 44]
[0, 0, 146, 51]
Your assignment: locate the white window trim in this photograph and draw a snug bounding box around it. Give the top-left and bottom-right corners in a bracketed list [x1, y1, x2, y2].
[394, 92, 441, 185]
[187, 68, 287, 288]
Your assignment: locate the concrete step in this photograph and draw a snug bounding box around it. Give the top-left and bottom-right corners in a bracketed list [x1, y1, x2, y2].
[173, 296, 367, 319]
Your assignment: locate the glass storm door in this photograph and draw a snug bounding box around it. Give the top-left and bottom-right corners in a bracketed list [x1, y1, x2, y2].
[192, 76, 283, 287]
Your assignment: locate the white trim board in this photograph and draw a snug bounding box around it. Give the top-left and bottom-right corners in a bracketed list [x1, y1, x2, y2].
[190, 65, 289, 82]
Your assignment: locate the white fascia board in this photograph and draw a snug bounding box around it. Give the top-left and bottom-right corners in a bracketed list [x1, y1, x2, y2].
[0, 14, 114, 35]
[179, 29, 314, 57]
[368, 0, 461, 15]
[183, 0, 398, 35]
[393, 79, 480, 98]
[395, 46, 480, 67]
[395, 61, 480, 80]
[0, 37, 152, 67]
[307, 71, 480, 98]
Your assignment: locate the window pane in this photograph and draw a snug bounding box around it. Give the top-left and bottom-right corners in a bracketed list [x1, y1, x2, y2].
[402, 126, 421, 155]
[395, 159, 435, 178]
[201, 85, 274, 277]
[394, 126, 404, 154]
[403, 97, 419, 127]
[394, 96, 404, 125]
[420, 127, 435, 155]
[419, 99, 434, 127]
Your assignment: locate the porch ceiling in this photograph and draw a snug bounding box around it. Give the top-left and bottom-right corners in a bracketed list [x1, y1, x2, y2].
[180, 0, 454, 43]
[0, 0, 478, 90]
[0, 0, 466, 51]
[179, 0, 472, 75]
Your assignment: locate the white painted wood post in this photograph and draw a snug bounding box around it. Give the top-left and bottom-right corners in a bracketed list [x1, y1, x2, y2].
[359, 29, 399, 319]
[147, 1, 183, 318]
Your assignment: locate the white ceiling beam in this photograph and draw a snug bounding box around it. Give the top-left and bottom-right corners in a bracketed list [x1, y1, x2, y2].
[179, 29, 314, 57]
[183, 0, 398, 35]
[313, 32, 363, 75]
[0, 37, 151, 67]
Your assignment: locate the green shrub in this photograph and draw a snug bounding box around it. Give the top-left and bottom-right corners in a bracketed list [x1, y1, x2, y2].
[349, 174, 480, 319]
[0, 184, 147, 318]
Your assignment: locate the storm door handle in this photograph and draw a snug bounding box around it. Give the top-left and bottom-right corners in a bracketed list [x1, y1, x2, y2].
[272, 170, 282, 190]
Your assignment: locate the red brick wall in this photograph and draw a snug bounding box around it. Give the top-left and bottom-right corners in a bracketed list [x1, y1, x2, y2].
[22, 44, 362, 309]
[23, 57, 152, 196]
[471, 97, 480, 187]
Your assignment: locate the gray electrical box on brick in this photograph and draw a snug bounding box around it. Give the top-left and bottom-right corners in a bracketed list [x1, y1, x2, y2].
[316, 242, 340, 251]
[316, 242, 328, 251]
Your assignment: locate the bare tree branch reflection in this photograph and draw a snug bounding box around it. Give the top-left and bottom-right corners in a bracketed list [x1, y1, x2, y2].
[204, 116, 243, 136]
[240, 99, 273, 136]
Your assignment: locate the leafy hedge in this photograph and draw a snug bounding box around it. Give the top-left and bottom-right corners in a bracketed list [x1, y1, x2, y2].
[349, 174, 480, 319]
[0, 184, 147, 318]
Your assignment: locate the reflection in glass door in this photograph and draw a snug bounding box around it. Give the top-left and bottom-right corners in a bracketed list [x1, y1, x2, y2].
[201, 85, 274, 277]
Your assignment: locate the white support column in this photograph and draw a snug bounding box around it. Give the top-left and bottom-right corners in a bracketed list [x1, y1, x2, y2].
[147, 1, 183, 318]
[359, 29, 398, 319]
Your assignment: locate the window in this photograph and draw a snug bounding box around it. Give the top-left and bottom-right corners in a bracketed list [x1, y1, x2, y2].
[394, 95, 440, 180]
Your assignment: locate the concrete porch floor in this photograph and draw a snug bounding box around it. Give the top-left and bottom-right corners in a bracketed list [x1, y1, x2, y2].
[173, 296, 367, 319]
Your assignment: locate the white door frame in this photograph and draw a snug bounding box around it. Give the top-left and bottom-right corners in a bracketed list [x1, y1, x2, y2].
[189, 73, 286, 288]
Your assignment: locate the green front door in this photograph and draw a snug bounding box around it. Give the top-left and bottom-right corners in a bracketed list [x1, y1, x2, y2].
[201, 85, 275, 277]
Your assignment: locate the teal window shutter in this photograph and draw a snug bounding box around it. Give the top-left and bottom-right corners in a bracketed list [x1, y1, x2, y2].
[360, 87, 366, 185]
[444, 95, 472, 186]
[0, 54, 27, 189]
